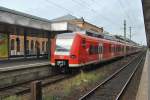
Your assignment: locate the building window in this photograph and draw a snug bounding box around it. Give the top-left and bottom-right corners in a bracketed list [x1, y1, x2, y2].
[16, 38, 20, 52]
[42, 41, 45, 51]
[35, 41, 40, 50]
[11, 39, 15, 50]
[26, 40, 29, 50]
[46, 41, 48, 53]
[31, 40, 34, 50]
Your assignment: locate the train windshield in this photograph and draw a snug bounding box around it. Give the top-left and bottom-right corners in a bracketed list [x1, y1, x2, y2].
[55, 33, 75, 54]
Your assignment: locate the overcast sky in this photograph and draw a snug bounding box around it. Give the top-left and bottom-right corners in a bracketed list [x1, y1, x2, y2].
[0, 0, 146, 45]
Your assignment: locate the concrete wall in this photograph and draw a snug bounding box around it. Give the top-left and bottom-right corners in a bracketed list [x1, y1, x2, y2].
[0, 65, 52, 88]
[69, 20, 103, 34]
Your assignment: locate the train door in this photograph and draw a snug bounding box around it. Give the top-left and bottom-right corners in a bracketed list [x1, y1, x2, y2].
[98, 43, 103, 61]
[79, 38, 87, 64]
[111, 44, 114, 57]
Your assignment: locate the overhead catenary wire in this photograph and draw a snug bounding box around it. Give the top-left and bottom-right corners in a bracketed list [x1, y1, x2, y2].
[45, 0, 75, 16]
[123, 0, 137, 25]
[80, 0, 126, 31]
[44, 0, 129, 29]
[40, 0, 137, 36]
[72, 0, 118, 26]
[74, 0, 138, 36]
[117, 0, 135, 26]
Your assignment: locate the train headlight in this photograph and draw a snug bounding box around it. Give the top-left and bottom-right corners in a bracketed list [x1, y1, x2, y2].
[70, 55, 76, 59]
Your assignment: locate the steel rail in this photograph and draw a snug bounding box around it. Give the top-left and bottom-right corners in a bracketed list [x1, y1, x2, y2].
[78, 52, 143, 100]
[115, 55, 144, 100]
[0, 74, 72, 97]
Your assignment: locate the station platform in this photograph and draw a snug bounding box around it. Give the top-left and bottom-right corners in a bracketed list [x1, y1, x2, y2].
[0, 59, 50, 72]
[136, 50, 149, 100]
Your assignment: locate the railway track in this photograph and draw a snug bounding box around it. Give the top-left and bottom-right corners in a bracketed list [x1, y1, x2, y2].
[0, 73, 74, 97]
[78, 52, 145, 100]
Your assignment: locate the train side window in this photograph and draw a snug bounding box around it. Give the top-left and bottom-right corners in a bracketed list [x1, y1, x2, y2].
[89, 45, 95, 55]
[96, 45, 98, 54]
[117, 47, 118, 52]
[111, 45, 113, 53]
[11, 39, 15, 50]
[99, 46, 101, 54]
[82, 39, 86, 48]
[89, 45, 92, 55]
[120, 46, 122, 52]
[122, 46, 124, 52]
[99, 46, 102, 54]
[113, 46, 115, 53]
[98, 46, 100, 54]
[98, 45, 103, 54]
[109, 45, 111, 53]
[92, 46, 94, 54]
[101, 46, 103, 53]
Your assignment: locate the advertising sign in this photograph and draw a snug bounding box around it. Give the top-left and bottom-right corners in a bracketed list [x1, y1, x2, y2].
[0, 33, 8, 60]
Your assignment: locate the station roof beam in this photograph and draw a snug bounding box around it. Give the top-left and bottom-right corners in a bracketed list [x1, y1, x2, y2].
[142, 0, 150, 47]
[0, 6, 51, 31]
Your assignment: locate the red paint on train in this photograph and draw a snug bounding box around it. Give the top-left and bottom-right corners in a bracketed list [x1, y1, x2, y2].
[50, 31, 139, 72]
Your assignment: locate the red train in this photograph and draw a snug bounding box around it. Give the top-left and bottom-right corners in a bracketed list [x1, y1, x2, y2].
[50, 31, 140, 73]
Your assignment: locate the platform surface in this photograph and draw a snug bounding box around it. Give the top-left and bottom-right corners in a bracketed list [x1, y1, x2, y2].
[0, 59, 50, 72]
[136, 50, 149, 100]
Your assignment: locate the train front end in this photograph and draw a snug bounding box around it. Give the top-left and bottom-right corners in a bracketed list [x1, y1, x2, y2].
[51, 32, 79, 73]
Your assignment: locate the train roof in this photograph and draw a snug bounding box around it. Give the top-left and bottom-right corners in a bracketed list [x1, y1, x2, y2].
[56, 32, 76, 39]
[58, 31, 139, 47]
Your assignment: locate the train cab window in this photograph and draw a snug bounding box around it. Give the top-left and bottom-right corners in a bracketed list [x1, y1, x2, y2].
[16, 38, 20, 52]
[55, 33, 75, 53]
[11, 39, 15, 50]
